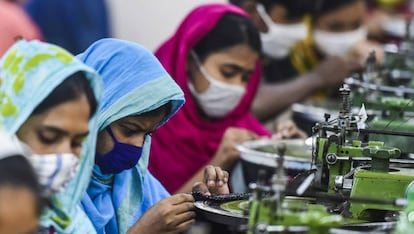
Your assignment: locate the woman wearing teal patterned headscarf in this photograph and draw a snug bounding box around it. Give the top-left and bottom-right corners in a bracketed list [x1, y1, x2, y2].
[0, 39, 101, 233]
[79, 38, 230, 234]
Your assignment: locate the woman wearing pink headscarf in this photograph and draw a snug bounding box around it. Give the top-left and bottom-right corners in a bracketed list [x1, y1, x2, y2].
[149, 3, 304, 194]
[0, 0, 42, 56]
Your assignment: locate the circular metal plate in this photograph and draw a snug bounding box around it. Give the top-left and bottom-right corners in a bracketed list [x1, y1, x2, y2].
[195, 199, 397, 233]
[194, 200, 248, 227]
[236, 138, 312, 169]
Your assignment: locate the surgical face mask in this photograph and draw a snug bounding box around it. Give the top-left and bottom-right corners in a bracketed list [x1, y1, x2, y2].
[95, 127, 143, 174]
[382, 17, 414, 38]
[28, 153, 80, 196]
[313, 27, 367, 56]
[189, 51, 246, 118]
[257, 4, 307, 59]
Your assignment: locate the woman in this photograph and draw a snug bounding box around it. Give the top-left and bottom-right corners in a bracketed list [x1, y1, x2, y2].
[0, 130, 44, 234]
[148, 3, 291, 194]
[289, 0, 377, 79]
[227, 0, 362, 124]
[79, 38, 229, 234]
[0, 39, 101, 233]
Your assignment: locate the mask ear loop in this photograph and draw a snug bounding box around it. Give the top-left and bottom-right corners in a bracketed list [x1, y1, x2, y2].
[190, 50, 204, 69]
[190, 50, 216, 84]
[105, 126, 118, 142]
[256, 4, 272, 27]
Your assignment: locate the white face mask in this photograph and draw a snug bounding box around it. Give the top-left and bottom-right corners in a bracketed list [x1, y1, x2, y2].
[313, 27, 367, 56]
[382, 17, 414, 38]
[27, 153, 80, 196]
[257, 4, 307, 59]
[189, 51, 246, 118]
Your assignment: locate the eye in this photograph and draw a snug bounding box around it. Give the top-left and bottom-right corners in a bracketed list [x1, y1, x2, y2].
[242, 72, 252, 82]
[120, 125, 142, 137]
[71, 141, 83, 148]
[220, 65, 246, 79]
[352, 20, 362, 30]
[71, 136, 86, 148]
[327, 22, 346, 32]
[220, 69, 238, 79]
[38, 133, 60, 145]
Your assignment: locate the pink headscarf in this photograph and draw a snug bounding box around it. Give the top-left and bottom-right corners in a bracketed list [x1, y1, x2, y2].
[149, 3, 271, 193]
[0, 1, 43, 56]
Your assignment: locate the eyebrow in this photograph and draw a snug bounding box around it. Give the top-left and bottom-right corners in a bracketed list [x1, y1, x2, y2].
[122, 121, 158, 133]
[221, 64, 254, 74]
[41, 125, 89, 138]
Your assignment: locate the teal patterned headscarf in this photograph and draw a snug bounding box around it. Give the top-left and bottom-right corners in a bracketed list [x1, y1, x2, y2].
[0, 40, 102, 233]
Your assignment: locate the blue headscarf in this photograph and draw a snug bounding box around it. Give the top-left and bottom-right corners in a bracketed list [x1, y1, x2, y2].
[0, 40, 102, 233]
[78, 38, 185, 234]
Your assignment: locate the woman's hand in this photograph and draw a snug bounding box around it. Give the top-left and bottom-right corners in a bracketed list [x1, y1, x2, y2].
[192, 165, 230, 195]
[127, 194, 195, 234]
[310, 56, 362, 89]
[350, 40, 384, 65]
[273, 119, 307, 139]
[212, 127, 259, 170]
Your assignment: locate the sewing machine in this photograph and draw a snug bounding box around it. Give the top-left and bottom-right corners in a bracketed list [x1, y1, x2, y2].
[345, 52, 414, 155]
[195, 87, 414, 233]
[245, 86, 414, 233]
[311, 86, 414, 221]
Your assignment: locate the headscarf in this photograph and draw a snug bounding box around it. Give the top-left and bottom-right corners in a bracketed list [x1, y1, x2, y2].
[0, 130, 30, 160]
[78, 38, 185, 234]
[149, 3, 271, 193]
[0, 39, 102, 233]
[0, 1, 43, 56]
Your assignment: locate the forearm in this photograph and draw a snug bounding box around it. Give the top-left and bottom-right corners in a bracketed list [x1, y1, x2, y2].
[127, 222, 147, 234]
[251, 72, 324, 121]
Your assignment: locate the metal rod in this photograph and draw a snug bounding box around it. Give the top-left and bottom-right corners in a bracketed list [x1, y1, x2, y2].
[321, 126, 414, 137]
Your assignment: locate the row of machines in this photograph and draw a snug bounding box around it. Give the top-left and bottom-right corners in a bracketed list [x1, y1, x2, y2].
[194, 23, 414, 233]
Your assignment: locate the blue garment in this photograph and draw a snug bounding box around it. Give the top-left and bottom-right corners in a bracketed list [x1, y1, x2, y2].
[78, 38, 185, 234]
[0, 40, 102, 233]
[24, 0, 110, 54]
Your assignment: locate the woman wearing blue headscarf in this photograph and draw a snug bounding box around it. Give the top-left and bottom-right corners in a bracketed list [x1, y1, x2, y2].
[78, 38, 229, 234]
[0, 39, 102, 233]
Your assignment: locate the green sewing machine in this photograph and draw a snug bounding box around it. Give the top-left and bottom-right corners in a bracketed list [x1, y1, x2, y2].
[311, 86, 414, 221]
[246, 86, 414, 234]
[344, 47, 414, 155]
[246, 145, 344, 234]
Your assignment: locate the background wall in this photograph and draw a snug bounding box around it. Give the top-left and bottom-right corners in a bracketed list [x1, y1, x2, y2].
[107, 0, 226, 52]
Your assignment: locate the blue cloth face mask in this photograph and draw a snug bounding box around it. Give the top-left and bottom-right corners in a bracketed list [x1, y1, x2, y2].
[95, 127, 143, 174]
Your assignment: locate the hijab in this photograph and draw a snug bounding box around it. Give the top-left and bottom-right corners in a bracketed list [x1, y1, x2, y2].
[149, 3, 271, 193]
[0, 39, 102, 233]
[0, 130, 30, 160]
[78, 38, 185, 234]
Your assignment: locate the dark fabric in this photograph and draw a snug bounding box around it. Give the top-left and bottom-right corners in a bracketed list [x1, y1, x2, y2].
[262, 56, 298, 83]
[24, 0, 111, 54]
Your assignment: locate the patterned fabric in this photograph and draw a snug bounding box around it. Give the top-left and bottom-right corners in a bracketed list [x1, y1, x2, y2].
[0, 39, 102, 233]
